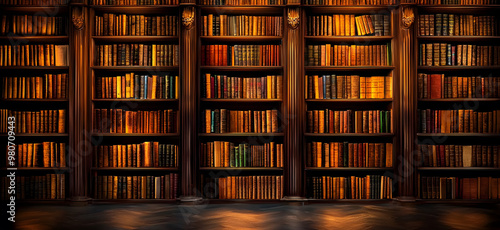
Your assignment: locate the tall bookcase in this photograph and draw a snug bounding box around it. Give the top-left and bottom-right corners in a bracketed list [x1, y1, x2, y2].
[414, 4, 500, 203]
[197, 2, 286, 201]
[0, 2, 71, 202]
[88, 1, 181, 202]
[301, 3, 399, 201]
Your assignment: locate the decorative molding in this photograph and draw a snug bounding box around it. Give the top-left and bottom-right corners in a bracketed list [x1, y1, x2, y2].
[182, 7, 195, 30]
[287, 10, 300, 30]
[72, 15, 84, 30]
[402, 6, 415, 29]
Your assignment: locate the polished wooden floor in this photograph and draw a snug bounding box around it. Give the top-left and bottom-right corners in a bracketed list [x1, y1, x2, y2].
[7, 203, 500, 230]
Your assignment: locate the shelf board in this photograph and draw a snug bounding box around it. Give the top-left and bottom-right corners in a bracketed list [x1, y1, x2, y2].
[302, 5, 396, 14]
[305, 167, 393, 171]
[305, 36, 393, 42]
[306, 199, 393, 203]
[417, 36, 500, 42]
[417, 133, 500, 137]
[418, 167, 500, 171]
[1, 167, 69, 171]
[198, 133, 284, 137]
[91, 66, 178, 71]
[91, 5, 179, 14]
[418, 66, 500, 71]
[1, 66, 69, 70]
[201, 98, 282, 103]
[200, 36, 282, 42]
[92, 99, 178, 102]
[304, 133, 394, 137]
[200, 66, 283, 71]
[199, 167, 283, 171]
[91, 133, 179, 137]
[0, 133, 68, 137]
[0, 6, 68, 14]
[418, 98, 500, 102]
[0, 98, 68, 102]
[416, 199, 500, 204]
[92, 167, 178, 171]
[92, 36, 178, 42]
[200, 6, 284, 15]
[306, 99, 392, 103]
[0, 36, 68, 43]
[205, 199, 282, 203]
[305, 66, 395, 71]
[91, 199, 178, 203]
[417, 5, 500, 14]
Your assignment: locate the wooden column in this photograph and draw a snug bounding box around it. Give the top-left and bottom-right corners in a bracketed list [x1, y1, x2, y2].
[398, 4, 417, 201]
[283, 6, 305, 201]
[179, 5, 201, 202]
[69, 1, 91, 205]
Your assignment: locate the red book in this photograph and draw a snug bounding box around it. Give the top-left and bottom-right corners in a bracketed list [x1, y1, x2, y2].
[223, 45, 228, 66]
[430, 74, 442, 99]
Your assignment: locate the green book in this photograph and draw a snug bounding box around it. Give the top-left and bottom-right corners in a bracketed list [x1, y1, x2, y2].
[230, 143, 235, 167]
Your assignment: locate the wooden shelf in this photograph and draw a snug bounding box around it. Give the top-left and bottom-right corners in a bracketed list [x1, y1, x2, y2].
[201, 98, 282, 103]
[200, 66, 283, 71]
[200, 36, 282, 42]
[0, 66, 69, 70]
[0, 133, 68, 137]
[91, 133, 179, 137]
[418, 167, 500, 171]
[417, 133, 500, 137]
[199, 167, 283, 171]
[0, 36, 68, 43]
[92, 167, 178, 171]
[204, 199, 282, 203]
[302, 5, 396, 14]
[0, 6, 68, 14]
[306, 199, 393, 203]
[1, 167, 69, 171]
[305, 167, 393, 171]
[416, 199, 500, 204]
[92, 99, 178, 102]
[91, 66, 178, 71]
[306, 99, 392, 103]
[91, 199, 178, 203]
[92, 36, 178, 42]
[200, 6, 284, 15]
[417, 5, 500, 14]
[305, 66, 395, 71]
[418, 98, 500, 102]
[305, 36, 393, 42]
[0, 99, 68, 102]
[418, 66, 500, 71]
[417, 36, 500, 42]
[199, 133, 284, 137]
[91, 5, 179, 14]
[304, 133, 394, 137]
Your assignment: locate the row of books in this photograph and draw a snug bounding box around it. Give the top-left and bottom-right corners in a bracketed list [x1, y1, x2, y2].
[307, 109, 392, 134]
[200, 0, 283, 5]
[0, 109, 66, 134]
[202, 109, 279, 133]
[200, 141, 283, 167]
[305, 0, 396, 5]
[201, 44, 281, 66]
[305, 74, 393, 99]
[0, 44, 68, 66]
[417, 74, 499, 99]
[420, 177, 500, 200]
[2, 74, 68, 99]
[13, 142, 66, 167]
[419, 43, 500, 67]
[418, 144, 499, 167]
[202, 15, 282, 36]
[419, 14, 498, 36]
[95, 44, 179, 66]
[95, 174, 178, 199]
[307, 142, 393, 168]
[91, 0, 178, 5]
[0, 174, 65, 200]
[416, 0, 500, 5]
[201, 74, 282, 99]
[93, 109, 177, 133]
[0, 15, 66, 36]
[306, 44, 391, 66]
[307, 14, 390, 36]
[308, 175, 393, 199]
[202, 175, 284, 200]
[94, 14, 178, 36]
[417, 109, 500, 133]
[0, 0, 68, 5]
[94, 142, 178, 168]
[95, 74, 179, 99]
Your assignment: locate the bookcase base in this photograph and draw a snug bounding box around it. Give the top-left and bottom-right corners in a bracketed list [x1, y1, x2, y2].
[68, 196, 92, 206]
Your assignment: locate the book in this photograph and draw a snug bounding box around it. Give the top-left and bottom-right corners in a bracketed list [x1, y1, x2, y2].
[0, 109, 65, 133]
[94, 174, 178, 199]
[94, 142, 178, 168]
[12, 142, 66, 168]
[417, 109, 500, 133]
[308, 175, 393, 199]
[416, 0, 500, 5]
[0, 0, 69, 5]
[200, 141, 283, 167]
[202, 14, 282, 36]
[0, 15, 66, 35]
[419, 43, 500, 66]
[418, 144, 499, 167]
[304, 0, 397, 5]
[201, 44, 281, 66]
[0, 44, 68, 66]
[91, 0, 178, 5]
[306, 43, 391, 66]
[201, 175, 283, 200]
[94, 14, 177, 36]
[418, 73, 499, 99]
[306, 74, 392, 99]
[1, 174, 65, 200]
[307, 14, 390, 36]
[420, 176, 500, 200]
[93, 109, 177, 134]
[95, 43, 178, 66]
[95, 73, 178, 99]
[203, 74, 282, 99]
[307, 109, 392, 134]
[202, 109, 279, 133]
[419, 14, 498, 36]
[200, 0, 283, 5]
[2, 74, 68, 99]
